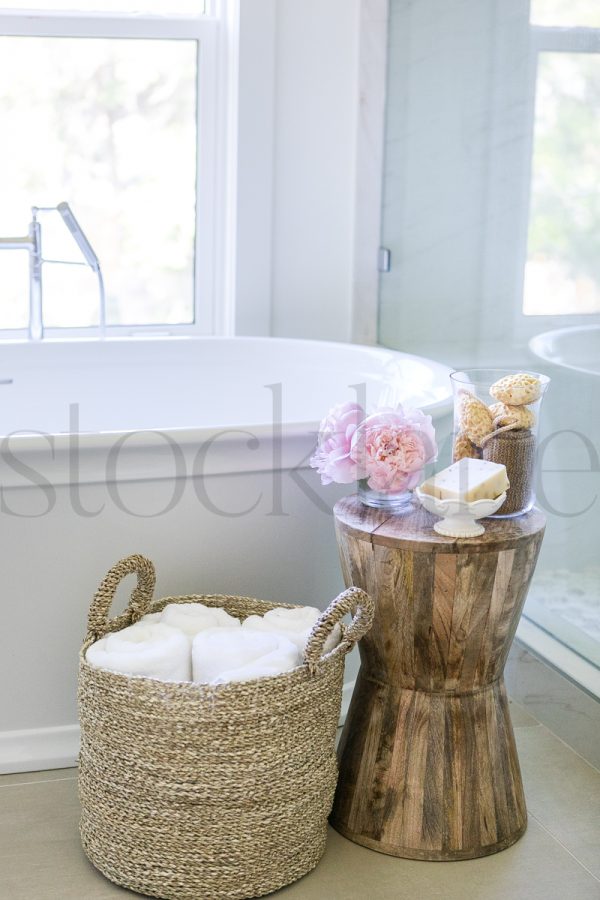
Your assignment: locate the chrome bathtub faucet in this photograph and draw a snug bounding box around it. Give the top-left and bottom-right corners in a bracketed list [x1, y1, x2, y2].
[0, 203, 106, 340]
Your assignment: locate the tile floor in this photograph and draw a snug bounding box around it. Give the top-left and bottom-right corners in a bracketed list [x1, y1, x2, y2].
[1, 700, 599, 900]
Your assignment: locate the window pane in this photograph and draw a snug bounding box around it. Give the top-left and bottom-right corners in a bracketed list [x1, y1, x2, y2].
[0, 36, 197, 328]
[1, 2, 206, 13]
[524, 52, 600, 315]
[530, 1, 600, 27]
[0, 254, 29, 329]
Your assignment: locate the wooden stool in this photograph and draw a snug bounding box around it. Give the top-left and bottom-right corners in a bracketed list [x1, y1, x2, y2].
[331, 496, 545, 861]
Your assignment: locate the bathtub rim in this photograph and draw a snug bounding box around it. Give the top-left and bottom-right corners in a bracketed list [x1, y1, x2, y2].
[0, 334, 455, 449]
[0, 335, 453, 490]
[529, 323, 600, 377]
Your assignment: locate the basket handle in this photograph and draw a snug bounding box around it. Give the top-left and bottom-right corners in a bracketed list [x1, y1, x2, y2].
[86, 554, 156, 641]
[303, 586, 374, 673]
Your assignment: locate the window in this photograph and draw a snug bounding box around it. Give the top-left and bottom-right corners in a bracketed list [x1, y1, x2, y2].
[524, 2, 600, 316]
[0, 2, 228, 337]
[530, 0, 600, 28]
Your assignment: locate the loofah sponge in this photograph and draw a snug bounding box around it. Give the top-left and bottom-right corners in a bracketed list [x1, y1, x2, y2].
[489, 402, 535, 430]
[489, 373, 542, 406]
[452, 431, 482, 462]
[457, 390, 494, 446]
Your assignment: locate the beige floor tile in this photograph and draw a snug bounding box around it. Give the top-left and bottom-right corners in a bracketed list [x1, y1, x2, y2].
[275, 822, 600, 900]
[509, 698, 539, 728]
[0, 767, 77, 788]
[0, 776, 598, 900]
[506, 646, 600, 768]
[0, 777, 136, 900]
[516, 724, 600, 879]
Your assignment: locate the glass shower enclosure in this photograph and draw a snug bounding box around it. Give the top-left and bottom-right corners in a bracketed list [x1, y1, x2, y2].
[378, 0, 600, 683]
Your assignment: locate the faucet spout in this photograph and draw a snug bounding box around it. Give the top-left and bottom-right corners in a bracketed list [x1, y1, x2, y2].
[0, 235, 33, 250]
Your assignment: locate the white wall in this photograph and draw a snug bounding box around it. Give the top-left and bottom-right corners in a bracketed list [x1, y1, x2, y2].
[252, 0, 360, 342]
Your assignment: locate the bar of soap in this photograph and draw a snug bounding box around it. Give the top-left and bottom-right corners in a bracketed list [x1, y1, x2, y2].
[420, 458, 509, 503]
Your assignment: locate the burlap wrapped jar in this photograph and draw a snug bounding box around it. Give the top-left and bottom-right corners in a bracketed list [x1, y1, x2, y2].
[78, 555, 373, 900]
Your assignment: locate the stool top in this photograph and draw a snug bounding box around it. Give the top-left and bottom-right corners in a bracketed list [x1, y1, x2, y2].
[334, 495, 546, 554]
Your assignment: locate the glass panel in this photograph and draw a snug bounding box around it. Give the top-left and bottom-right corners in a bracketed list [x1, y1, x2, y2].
[0, 36, 197, 328]
[524, 52, 600, 315]
[530, 1, 600, 27]
[0, 2, 206, 13]
[378, 1, 600, 680]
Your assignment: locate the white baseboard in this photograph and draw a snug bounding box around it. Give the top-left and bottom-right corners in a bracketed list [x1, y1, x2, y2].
[0, 725, 80, 775]
[0, 679, 358, 775]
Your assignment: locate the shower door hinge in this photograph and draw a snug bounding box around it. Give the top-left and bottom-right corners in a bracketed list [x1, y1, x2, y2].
[378, 247, 391, 273]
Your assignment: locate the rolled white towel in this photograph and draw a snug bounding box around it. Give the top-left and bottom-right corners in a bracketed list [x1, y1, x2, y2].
[192, 627, 300, 685]
[86, 622, 191, 682]
[138, 612, 162, 625]
[242, 605, 342, 655]
[159, 602, 241, 638]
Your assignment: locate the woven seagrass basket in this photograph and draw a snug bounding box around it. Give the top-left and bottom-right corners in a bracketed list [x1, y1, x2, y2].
[78, 554, 373, 900]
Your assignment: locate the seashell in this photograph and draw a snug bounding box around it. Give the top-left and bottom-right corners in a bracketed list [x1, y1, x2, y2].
[489, 402, 535, 430]
[489, 373, 542, 406]
[453, 431, 482, 462]
[457, 390, 494, 446]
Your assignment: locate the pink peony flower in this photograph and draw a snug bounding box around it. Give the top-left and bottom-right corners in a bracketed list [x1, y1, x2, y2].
[310, 402, 365, 485]
[350, 406, 437, 493]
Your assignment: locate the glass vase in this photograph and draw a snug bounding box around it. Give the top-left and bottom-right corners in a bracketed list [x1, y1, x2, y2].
[450, 368, 550, 518]
[358, 479, 415, 513]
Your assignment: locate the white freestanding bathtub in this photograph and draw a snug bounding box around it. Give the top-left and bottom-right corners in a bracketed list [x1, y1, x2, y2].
[0, 337, 452, 773]
[530, 324, 600, 377]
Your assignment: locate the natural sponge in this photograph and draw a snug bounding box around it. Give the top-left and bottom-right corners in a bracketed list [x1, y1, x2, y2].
[489, 402, 535, 430]
[457, 390, 494, 446]
[452, 431, 482, 462]
[489, 373, 542, 406]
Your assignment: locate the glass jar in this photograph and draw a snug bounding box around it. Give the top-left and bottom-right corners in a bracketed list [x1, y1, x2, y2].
[358, 479, 415, 513]
[450, 368, 550, 517]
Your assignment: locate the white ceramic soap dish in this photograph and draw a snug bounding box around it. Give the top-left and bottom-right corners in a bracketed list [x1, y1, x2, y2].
[415, 488, 507, 538]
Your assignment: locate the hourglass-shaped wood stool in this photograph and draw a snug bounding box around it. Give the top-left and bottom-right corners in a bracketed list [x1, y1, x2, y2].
[331, 496, 545, 861]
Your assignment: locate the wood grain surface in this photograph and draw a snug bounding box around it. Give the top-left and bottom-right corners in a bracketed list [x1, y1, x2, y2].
[330, 495, 545, 860]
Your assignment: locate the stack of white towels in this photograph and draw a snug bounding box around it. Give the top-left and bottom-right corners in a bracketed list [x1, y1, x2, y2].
[86, 602, 342, 686]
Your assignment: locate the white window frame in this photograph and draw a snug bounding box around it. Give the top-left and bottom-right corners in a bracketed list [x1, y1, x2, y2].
[0, 1, 238, 339]
[513, 23, 600, 342]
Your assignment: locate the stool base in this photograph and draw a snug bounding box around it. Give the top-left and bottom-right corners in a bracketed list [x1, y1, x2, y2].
[330, 676, 527, 861]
